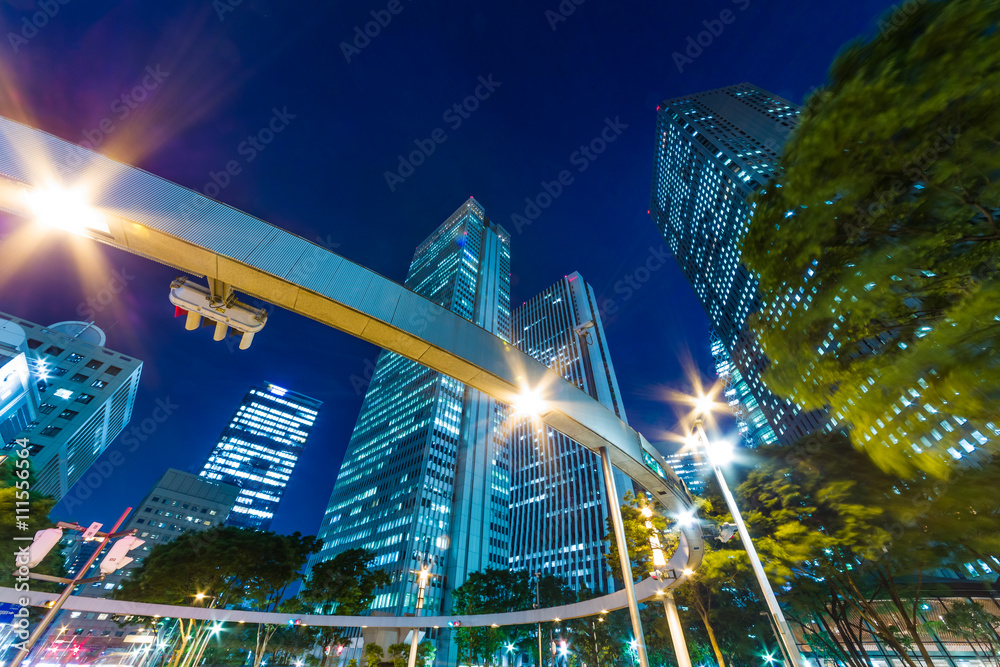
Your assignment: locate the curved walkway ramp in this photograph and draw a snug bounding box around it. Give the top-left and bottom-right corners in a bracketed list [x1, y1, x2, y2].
[0, 114, 703, 585]
[0, 535, 694, 627]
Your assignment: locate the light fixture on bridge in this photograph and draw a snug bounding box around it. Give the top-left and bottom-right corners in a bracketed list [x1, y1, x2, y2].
[512, 387, 548, 418]
[169, 276, 267, 350]
[24, 184, 110, 236]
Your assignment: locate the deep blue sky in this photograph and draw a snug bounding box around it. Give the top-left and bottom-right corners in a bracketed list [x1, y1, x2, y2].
[0, 0, 896, 535]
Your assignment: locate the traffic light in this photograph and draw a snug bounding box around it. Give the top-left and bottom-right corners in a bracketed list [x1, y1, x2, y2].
[81, 522, 103, 541]
[447, 621, 461, 628]
[100, 536, 145, 575]
[27, 528, 63, 568]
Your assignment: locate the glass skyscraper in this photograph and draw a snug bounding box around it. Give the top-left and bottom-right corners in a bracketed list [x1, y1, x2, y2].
[648, 83, 824, 445]
[310, 199, 511, 636]
[199, 382, 320, 530]
[509, 272, 631, 594]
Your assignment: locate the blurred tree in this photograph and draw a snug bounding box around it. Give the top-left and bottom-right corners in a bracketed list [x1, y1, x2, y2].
[0, 456, 63, 590]
[742, 0, 1000, 477]
[300, 548, 391, 666]
[928, 601, 1000, 667]
[738, 432, 1000, 667]
[603, 492, 671, 583]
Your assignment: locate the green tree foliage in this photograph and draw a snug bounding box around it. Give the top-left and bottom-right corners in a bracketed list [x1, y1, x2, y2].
[929, 601, 1000, 667]
[602, 492, 672, 583]
[386, 642, 409, 667]
[742, 0, 1000, 477]
[0, 456, 62, 590]
[738, 432, 1000, 667]
[119, 525, 320, 667]
[364, 642, 384, 667]
[451, 568, 533, 666]
[300, 548, 391, 666]
[416, 639, 436, 666]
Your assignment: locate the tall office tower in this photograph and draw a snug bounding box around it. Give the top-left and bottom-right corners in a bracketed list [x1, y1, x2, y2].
[663, 448, 710, 496]
[59, 469, 239, 660]
[199, 383, 320, 530]
[509, 272, 632, 594]
[0, 313, 141, 499]
[310, 199, 511, 631]
[648, 83, 824, 445]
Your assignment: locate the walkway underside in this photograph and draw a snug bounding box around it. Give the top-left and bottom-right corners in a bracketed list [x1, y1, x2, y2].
[0, 115, 703, 613]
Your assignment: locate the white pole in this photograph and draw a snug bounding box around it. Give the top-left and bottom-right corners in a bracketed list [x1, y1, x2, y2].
[599, 447, 649, 667]
[661, 592, 692, 667]
[406, 567, 428, 667]
[694, 420, 804, 667]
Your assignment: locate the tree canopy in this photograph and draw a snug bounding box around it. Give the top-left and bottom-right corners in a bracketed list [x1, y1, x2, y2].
[742, 0, 1000, 477]
[300, 548, 390, 666]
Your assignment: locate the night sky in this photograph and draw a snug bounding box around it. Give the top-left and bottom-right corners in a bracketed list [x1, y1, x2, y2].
[0, 0, 897, 536]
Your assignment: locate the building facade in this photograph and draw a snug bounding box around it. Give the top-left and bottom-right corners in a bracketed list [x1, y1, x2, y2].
[648, 83, 824, 445]
[663, 448, 710, 496]
[0, 320, 36, 445]
[198, 383, 320, 530]
[508, 272, 632, 594]
[0, 313, 141, 500]
[309, 198, 511, 661]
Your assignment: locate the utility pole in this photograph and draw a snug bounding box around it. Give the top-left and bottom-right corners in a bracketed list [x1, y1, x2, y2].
[406, 565, 430, 667]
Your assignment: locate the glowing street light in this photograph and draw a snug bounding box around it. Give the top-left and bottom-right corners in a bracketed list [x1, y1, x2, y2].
[512, 387, 548, 418]
[23, 185, 110, 236]
[688, 399, 805, 667]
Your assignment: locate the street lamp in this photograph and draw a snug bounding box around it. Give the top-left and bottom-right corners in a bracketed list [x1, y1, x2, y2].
[689, 405, 805, 667]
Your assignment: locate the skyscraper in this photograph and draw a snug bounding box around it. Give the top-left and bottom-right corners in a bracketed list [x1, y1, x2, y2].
[0, 312, 142, 500]
[310, 199, 511, 650]
[198, 383, 320, 530]
[509, 272, 632, 593]
[648, 83, 824, 445]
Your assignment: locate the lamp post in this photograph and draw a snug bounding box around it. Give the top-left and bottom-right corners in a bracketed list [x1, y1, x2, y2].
[691, 415, 804, 667]
[406, 566, 430, 667]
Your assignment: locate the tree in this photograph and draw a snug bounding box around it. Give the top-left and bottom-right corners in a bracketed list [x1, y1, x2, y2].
[301, 549, 391, 666]
[736, 432, 1000, 667]
[0, 456, 63, 590]
[416, 640, 436, 666]
[118, 525, 320, 667]
[387, 642, 409, 667]
[603, 492, 671, 583]
[364, 642, 384, 667]
[741, 0, 1000, 478]
[930, 602, 1000, 667]
[450, 568, 554, 667]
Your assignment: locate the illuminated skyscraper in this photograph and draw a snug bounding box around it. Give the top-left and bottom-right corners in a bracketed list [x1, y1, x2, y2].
[310, 199, 511, 657]
[0, 313, 141, 500]
[509, 272, 631, 593]
[199, 383, 320, 530]
[649, 83, 823, 445]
